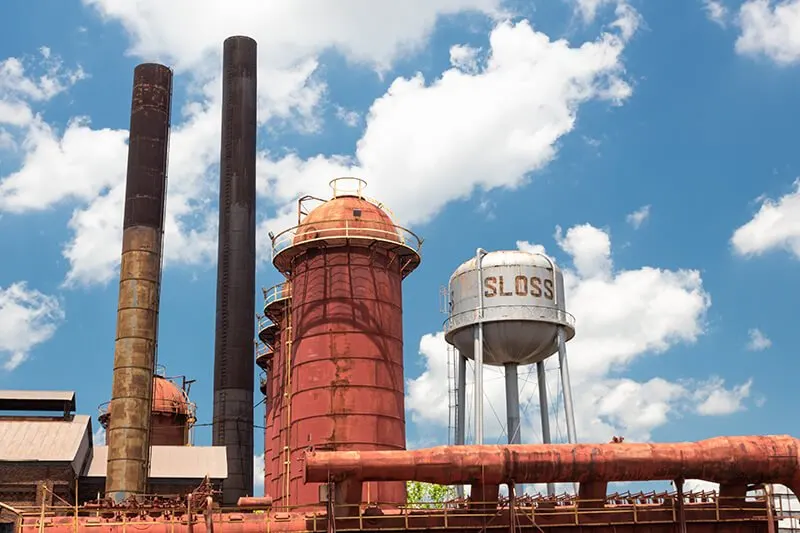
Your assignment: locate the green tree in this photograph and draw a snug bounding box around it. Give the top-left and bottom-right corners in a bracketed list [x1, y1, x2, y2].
[406, 481, 457, 508]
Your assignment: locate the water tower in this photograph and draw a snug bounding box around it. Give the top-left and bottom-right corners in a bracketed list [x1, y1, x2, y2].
[444, 249, 577, 495]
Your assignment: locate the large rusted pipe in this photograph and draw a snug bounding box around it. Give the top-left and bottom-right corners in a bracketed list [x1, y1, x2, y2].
[105, 63, 173, 502]
[212, 35, 258, 505]
[304, 436, 800, 492]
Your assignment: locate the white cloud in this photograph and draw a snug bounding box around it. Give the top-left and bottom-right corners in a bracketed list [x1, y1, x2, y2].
[0, 3, 641, 287]
[94, 426, 105, 446]
[626, 204, 650, 229]
[254, 453, 265, 496]
[703, 0, 729, 26]
[694, 377, 752, 415]
[253, 12, 639, 256]
[0, 282, 64, 370]
[731, 180, 800, 259]
[406, 223, 753, 444]
[736, 0, 800, 65]
[334, 106, 360, 127]
[747, 328, 772, 351]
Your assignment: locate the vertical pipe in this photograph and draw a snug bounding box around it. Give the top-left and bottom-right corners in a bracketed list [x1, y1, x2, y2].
[455, 351, 466, 498]
[212, 35, 258, 505]
[536, 361, 555, 496]
[505, 364, 521, 444]
[105, 63, 173, 502]
[474, 249, 487, 446]
[558, 328, 578, 445]
[505, 362, 523, 496]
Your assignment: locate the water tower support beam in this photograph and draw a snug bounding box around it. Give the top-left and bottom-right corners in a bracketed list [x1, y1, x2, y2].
[473, 248, 488, 446]
[504, 364, 521, 445]
[557, 327, 577, 445]
[536, 360, 555, 496]
[455, 350, 467, 499]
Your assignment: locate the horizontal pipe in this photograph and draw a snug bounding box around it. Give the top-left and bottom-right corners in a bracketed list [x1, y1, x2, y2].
[304, 435, 800, 492]
[236, 496, 273, 509]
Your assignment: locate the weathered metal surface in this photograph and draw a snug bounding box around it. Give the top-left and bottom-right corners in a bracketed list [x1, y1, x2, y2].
[16, 491, 776, 533]
[87, 445, 228, 479]
[0, 390, 75, 412]
[100, 375, 195, 446]
[266, 301, 288, 506]
[445, 250, 575, 366]
[270, 191, 423, 279]
[268, 193, 422, 509]
[304, 436, 800, 493]
[106, 62, 173, 503]
[212, 35, 258, 506]
[0, 414, 91, 464]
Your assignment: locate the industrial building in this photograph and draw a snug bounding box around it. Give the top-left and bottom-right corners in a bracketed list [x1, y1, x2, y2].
[0, 33, 798, 533]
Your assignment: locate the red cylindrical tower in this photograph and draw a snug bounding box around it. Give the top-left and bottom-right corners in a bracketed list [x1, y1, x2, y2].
[270, 178, 422, 509]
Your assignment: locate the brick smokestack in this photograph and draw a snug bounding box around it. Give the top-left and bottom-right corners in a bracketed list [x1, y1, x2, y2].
[105, 63, 173, 502]
[212, 36, 258, 504]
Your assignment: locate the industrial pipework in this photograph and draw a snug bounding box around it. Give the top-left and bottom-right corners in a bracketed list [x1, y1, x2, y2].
[212, 35, 258, 505]
[105, 63, 173, 502]
[304, 435, 800, 504]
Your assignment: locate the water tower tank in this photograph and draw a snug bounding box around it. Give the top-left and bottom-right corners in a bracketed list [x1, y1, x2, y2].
[444, 250, 575, 365]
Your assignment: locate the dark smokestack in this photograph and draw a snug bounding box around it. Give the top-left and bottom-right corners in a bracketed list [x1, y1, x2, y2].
[106, 63, 173, 502]
[212, 35, 258, 504]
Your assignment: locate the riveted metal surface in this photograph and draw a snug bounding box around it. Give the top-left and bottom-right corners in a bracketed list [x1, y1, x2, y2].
[266, 307, 289, 506]
[212, 35, 258, 505]
[105, 62, 172, 503]
[287, 246, 407, 508]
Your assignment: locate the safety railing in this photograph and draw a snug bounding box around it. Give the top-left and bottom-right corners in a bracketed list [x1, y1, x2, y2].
[264, 282, 292, 308]
[97, 397, 197, 421]
[13, 492, 775, 532]
[444, 304, 576, 334]
[270, 219, 423, 262]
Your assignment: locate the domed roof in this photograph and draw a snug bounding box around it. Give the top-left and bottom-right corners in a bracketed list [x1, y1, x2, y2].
[99, 375, 191, 428]
[292, 195, 401, 246]
[450, 250, 561, 281]
[152, 375, 191, 416]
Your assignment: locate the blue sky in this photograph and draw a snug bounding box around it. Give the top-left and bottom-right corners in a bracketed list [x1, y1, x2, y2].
[1, 0, 800, 495]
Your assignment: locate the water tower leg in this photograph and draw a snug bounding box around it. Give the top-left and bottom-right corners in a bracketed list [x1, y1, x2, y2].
[473, 325, 484, 446]
[557, 327, 578, 444]
[504, 363, 521, 445]
[557, 327, 579, 496]
[536, 360, 555, 496]
[455, 351, 467, 498]
[505, 363, 524, 496]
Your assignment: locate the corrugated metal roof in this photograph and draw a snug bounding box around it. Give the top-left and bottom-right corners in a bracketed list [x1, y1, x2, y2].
[87, 446, 227, 480]
[0, 414, 91, 466]
[0, 390, 76, 412]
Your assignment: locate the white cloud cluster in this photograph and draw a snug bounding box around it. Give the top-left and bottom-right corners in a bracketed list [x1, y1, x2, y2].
[0, 282, 64, 370]
[254, 453, 265, 496]
[746, 327, 772, 351]
[736, 0, 800, 65]
[626, 204, 650, 229]
[703, 0, 729, 27]
[406, 223, 753, 444]
[0, 0, 640, 287]
[731, 180, 800, 259]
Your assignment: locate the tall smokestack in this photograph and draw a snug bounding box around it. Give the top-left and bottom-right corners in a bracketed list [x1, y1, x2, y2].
[212, 35, 258, 504]
[105, 63, 173, 502]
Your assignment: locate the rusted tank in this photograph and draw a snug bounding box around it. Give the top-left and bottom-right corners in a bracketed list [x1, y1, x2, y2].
[105, 62, 173, 502]
[99, 373, 196, 446]
[304, 435, 800, 497]
[269, 178, 422, 508]
[212, 35, 258, 505]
